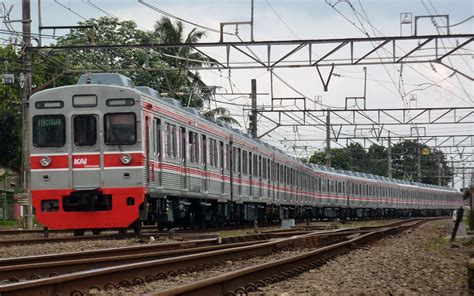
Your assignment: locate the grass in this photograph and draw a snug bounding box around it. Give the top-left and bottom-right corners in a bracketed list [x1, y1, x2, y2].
[0, 220, 17, 226]
[424, 233, 449, 253]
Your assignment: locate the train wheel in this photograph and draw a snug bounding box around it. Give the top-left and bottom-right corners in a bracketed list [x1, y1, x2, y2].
[132, 220, 142, 234]
[73, 229, 85, 236]
[92, 229, 102, 235]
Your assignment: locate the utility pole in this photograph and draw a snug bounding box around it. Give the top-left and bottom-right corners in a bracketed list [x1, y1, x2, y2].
[387, 134, 392, 178]
[417, 143, 422, 182]
[452, 160, 455, 188]
[325, 110, 331, 167]
[462, 166, 466, 189]
[363, 66, 367, 100]
[249, 79, 257, 138]
[22, 0, 33, 229]
[437, 153, 442, 185]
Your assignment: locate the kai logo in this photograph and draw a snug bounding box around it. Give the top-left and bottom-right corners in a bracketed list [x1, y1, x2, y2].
[74, 158, 88, 166]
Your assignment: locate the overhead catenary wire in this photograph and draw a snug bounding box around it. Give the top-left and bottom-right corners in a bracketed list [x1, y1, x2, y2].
[137, 0, 235, 36]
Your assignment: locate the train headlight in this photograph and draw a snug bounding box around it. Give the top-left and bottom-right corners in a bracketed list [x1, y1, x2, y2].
[40, 156, 51, 167]
[120, 153, 132, 165]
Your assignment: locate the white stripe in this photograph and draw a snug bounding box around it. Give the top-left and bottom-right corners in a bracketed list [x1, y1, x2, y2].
[31, 168, 69, 172]
[104, 166, 143, 170]
[30, 153, 68, 156]
[72, 152, 101, 156]
[103, 151, 143, 154]
[72, 168, 100, 171]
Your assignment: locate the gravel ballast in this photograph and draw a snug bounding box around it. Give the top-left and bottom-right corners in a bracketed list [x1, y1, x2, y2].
[261, 219, 471, 295]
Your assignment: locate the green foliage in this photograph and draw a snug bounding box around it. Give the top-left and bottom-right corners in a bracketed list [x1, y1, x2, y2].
[202, 107, 241, 126]
[0, 46, 21, 173]
[0, 16, 239, 173]
[309, 140, 453, 186]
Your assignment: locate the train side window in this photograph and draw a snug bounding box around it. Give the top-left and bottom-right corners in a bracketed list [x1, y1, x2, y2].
[164, 123, 177, 159]
[209, 139, 218, 168]
[180, 127, 186, 162]
[226, 144, 230, 170]
[189, 131, 199, 163]
[219, 141, 224, 170]
[104, 113, 136, 145]
[33, 115, 66, 147]
[73, 115, 97, 146]
[242, 151, 248, 175]
[232, 147, 237, 173]
[249, 152, 253, 177]
[202, 135, 207, 166]
[262, 157, 267, 179]
[156, 119, 162, 159]
[237, 148, 241, 174]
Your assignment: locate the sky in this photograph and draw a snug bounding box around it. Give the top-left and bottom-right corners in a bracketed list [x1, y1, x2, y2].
[1, 0, 473, 187]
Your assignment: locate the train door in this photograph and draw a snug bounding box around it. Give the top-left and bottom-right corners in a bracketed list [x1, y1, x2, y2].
[71, 114, 101, 190]
[144, 116, 151, 187]
[154, 119, 162, 187]
[180, 127, 188, 191]
[237, 148, 242, 197]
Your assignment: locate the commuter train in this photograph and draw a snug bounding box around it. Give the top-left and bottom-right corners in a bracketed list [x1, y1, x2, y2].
[29, 73, 463, 234]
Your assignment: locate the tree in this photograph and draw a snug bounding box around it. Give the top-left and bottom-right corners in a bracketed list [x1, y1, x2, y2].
[309, 148, 353, 170]
[392, 140, 452, 185]
[366, 144, 387, 176]
[308, 140, 453, 186]
[153, 16, 213, 108]
[0, 45, 22, 173]
[202, 107, 240, 126]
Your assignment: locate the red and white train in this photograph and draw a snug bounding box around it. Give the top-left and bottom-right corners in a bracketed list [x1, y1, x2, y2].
[29, 73, 463, 234]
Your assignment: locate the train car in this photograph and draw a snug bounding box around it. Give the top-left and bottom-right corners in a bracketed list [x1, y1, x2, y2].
[29, 73, 464, 234]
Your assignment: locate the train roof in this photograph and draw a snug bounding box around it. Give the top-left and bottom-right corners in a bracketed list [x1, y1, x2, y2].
[72, 73, 457, 193]
[136, 86, 161, 100]
[77, 73, 135, 88]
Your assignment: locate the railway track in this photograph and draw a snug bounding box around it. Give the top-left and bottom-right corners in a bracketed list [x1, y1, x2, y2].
[0, 223, 336, 246]
[0, 218, 434, 296]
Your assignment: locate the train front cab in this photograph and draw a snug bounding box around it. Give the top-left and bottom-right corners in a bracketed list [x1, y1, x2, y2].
[30, 82, 145, 233]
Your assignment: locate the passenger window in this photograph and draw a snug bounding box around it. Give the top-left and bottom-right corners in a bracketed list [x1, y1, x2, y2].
[104, 113, 136, 145]
[74, 115, 97, 146]
[189, 131, 199, 163]
[164, 123, 177, 158]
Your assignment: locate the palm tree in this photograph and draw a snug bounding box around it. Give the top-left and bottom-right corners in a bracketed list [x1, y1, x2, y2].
[153, 17, 210, 107]
[154, 17, 239, 126]
[203, 107, 241, 126]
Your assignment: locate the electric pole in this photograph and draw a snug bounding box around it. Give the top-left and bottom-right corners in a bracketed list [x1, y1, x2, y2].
[417, 143, 422, 182]
[387, 135, 392, 178]
[249, 79, 257, 138]
[325, 110, 331, 167]
[437, 153, 442, 185]
[22, 0, 33, 229]
[452, 160, 455, 188]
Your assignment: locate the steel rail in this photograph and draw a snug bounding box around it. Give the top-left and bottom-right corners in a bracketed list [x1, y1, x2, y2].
[152, 220, 431, 295]
[0, 218, 431, 296]
[0, 230, 351, 281]
[0, 240, 264, 282]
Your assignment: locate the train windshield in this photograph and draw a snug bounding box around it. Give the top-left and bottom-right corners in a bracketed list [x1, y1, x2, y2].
[74, 115, 97, 146]
[104, 113, 136, 145]
[33, 115, 66, 147]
